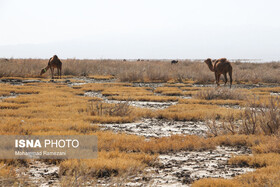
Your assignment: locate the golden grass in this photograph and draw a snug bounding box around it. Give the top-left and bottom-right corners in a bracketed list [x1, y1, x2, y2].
[87, 75, 114, 80]
[228, 153, 280, 167]
[251, 136, 280, 154]
[157, 104, 240, 121]
[192, 178, 241, 187]
[193, 166, 280, 187]
[195, 87, 248, 101]
[1, 78, 280, 185]
[59, 150, 157, 178]
[0, 84, 40, 96]
[95, 131, 215, 154]
[154, 87, 183, 96]
[0, 82, 218, 181]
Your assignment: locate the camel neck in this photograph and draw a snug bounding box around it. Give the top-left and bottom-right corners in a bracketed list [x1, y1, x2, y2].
[207, 62, 215, 72]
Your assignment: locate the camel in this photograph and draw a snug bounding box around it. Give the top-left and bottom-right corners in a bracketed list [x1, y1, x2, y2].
[40, 55, 62, 79]
[171, 60, 178, 64]
[204, 58, 233, 88]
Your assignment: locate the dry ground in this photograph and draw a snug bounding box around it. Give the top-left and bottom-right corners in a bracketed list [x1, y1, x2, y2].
[0, 59, 280, 186]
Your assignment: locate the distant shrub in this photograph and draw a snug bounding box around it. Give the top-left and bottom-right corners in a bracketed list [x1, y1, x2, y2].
[195, 87, 246, 100]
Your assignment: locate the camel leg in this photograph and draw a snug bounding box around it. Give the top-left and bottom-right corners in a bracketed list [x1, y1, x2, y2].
[57, 68, 59, 79]
[229, 69, 233, 88]
[217, 74, 221, 87]
[215, 72, 218, 86]
[50, 67, 54, 79]
[223, 73, 228, 86]
[60, 67, 62, 79]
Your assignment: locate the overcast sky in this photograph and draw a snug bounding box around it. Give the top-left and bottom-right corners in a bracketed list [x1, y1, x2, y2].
[0, 0, 280, 60]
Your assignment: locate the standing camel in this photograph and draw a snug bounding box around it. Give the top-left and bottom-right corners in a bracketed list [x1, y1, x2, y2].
[204, 58, 233, 88]
[40, 55, 62, 79]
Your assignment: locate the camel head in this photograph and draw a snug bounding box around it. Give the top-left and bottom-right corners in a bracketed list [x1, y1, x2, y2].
[40, 68, 47, 76]
[204, 58, 215, 72]
[204, 58, 212, 64]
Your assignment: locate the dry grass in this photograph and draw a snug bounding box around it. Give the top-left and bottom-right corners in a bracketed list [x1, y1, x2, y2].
[1, 59, 280, 83]
[156, 103, 240, 121]
[228, 153, 280, 167]
[193, 134, 280, 186]
[192, 178, 241, 187]
[87, 101, 132, 117]
[1, 68, 280, 185]
[59, 150, 157, 178]
[193, 156, 280, 187]
[0, 82, 218, 181]
[195, 87, 248, 100]
[154, 87, 183, 96]
[193, 166, 280, 187]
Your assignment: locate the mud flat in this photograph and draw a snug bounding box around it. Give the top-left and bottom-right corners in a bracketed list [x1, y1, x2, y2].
[100, 118, 208, 138]
[94, 146, 254, 186]
[145, 146, 254, 186]
[271, 92, 280, 96]
[0, 93, 18, 100]
[16, 161, 59, 187]
[0, 79, 24, 85]
[71, 77, 116, 84]
[109, 100, 177, 110]
[85, 91, 177, 109]
[133, 82, 164, 90]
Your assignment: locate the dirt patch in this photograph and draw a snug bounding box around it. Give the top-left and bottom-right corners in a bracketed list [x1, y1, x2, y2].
[0, 79, 24, 85]
[133, 82, 164, 90]
[0, 93, 18, 100]
[100, 118, 208, 138]
[145, 146, 254, 186]
[85, 91, 177, 109]
[94, 146, 254, 186]
[271, 92, 280, 96]
[71, 77, 117, 84]
[16, 160, 59, 187]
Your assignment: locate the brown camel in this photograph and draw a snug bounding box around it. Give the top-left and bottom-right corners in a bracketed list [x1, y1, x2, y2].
[40, 55, 62, 79]
[204, 58, 233, 88]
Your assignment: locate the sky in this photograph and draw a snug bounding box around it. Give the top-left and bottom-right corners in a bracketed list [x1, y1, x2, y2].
[0, 0, 280, 61]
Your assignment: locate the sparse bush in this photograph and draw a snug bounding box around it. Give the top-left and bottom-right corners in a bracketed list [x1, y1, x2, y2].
[88, 101, 131, 117]
[195, 87, 246, 100]
[209, 96, 280, 136]
[258, 97, 280, 135]
[206, 114, 237, 137]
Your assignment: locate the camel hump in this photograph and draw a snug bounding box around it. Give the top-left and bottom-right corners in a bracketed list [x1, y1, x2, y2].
[218, 58, 227, 63]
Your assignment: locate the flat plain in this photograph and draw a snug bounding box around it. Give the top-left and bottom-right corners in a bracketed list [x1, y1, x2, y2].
[0, 59, 280, 186]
